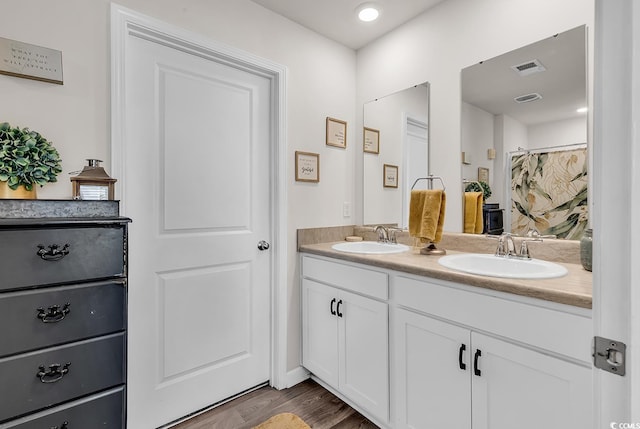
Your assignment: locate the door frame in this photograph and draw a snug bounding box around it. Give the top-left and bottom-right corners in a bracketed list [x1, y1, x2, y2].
[593, 0, 640, 424]
[110, 3, 289, 390]
[401, 113, 429, 230]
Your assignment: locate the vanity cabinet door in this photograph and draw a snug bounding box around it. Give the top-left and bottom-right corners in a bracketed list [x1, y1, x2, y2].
[302, 276, 390, 424]
[470, 332, 591, 429]
[302, 279, 339, 387]
[339, 289, 388, 423]
[395, 308, 471, 429]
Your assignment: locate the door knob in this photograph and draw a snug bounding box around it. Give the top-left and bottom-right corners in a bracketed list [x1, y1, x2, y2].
[257, 240, 270, 251]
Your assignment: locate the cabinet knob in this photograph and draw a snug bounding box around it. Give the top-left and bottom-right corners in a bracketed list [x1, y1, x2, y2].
[330, 298, 337, 316]
[336, 300, 343, 318]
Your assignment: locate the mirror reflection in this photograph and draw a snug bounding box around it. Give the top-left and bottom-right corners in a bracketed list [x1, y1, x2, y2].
[363, 83, 430, 228]
[461, 25, 588, 239]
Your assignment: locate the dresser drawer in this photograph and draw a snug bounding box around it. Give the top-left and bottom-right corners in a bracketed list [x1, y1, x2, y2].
[0, 281, 126, 358]
[0, 387, 124, 428]
[0, 225, 125, 291]
[0, 333, 125, 422]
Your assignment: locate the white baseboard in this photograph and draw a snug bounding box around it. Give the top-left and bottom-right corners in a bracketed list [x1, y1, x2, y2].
[285, 366, 310, 388]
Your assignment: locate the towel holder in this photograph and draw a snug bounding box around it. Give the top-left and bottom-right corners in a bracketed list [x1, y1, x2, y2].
[411, 175, 446, 191]
[410, 174, 447, 256]
[463, 178, 482, 190]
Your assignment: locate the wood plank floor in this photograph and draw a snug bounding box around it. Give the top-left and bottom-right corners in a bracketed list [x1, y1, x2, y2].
[171, 379, 379, 429]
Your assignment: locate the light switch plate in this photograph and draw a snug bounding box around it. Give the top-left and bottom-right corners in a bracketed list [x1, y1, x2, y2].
[343, 202, 351, 217]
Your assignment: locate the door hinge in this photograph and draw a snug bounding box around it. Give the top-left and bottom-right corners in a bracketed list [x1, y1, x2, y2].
[593, 336, 626, 376]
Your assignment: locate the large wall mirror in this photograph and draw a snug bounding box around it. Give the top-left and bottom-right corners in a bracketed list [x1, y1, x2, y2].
[363, 83, 430, 228]
[461, 25, 588, 239]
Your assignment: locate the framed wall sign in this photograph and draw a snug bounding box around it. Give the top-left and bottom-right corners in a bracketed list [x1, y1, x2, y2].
[0, 37, 63, 85]
[383, 164, 398, 188]
[295, 151, 320, 183]
[478, 167, 489, 184]
[363, 127, 380, 154]
[326, 117, 347, 148]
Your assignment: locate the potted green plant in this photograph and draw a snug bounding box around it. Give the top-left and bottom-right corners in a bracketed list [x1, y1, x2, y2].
[465, 180, 492, 201]
[0, 122, 62, 198]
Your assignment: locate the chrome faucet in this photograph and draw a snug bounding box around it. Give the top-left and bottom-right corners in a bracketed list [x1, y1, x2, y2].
[495, 233, 517, 257]
[374, 225, 389, 243]
[493, 232, 543, 259]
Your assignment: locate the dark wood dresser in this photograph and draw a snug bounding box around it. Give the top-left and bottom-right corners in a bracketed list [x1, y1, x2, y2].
[0, 200, 130, 428]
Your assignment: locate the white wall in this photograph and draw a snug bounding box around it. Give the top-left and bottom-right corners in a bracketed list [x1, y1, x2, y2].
[363, 85, 429, 225]
[498, 114, 528, 208]
[528, 116, 588, 149]
[0, 0, 357, 374]
[356, 0, 594, 232]
[461, 101, 495, 202]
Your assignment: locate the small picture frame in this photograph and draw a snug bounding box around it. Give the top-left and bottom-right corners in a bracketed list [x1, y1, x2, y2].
[295, 151, 320, 183]
[383, 164, 398, 188]
[363, 127, 380, 154]
[478, 167, 489, 184]
[326, 117, 347, 148]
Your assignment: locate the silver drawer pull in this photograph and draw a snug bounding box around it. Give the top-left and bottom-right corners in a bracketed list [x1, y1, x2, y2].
[37, 243, 70, 261]
[37, 303, 71, 323]
[37, 362, 71, 383]
[50, 421, 68, 429]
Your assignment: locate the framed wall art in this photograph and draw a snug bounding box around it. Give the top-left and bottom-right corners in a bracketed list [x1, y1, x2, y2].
[326, 117, 347, 148]
[383, 164, 398, 188]
[363, 127, 380, 154]
[478, 167, 489, 184]
[0, 37, 63, 85]
[295, 151, 320, 183]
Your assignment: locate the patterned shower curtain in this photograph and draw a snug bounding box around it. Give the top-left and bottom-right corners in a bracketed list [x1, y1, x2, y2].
[510, 146, 588, 240]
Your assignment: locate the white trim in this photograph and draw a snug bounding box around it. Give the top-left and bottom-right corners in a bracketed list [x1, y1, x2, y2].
[631, 3, 640, 420]
[285, 366, 310, 388]
[401, 112, 428, 230]
[110, 1, 289, 399]
[593, 0, 639, 424]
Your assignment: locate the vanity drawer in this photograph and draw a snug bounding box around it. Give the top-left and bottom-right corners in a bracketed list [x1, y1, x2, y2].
[0, 225, 125, 291]
[0, 333, 125, 422]
[0, 387, 124, 429]
[302, 255, 388, 300]
[0, 281, 126, 358]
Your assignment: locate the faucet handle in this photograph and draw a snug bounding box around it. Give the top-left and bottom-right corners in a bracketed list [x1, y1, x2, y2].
[519, 235, 543, 259]
[526, 227, 556, 239]
[388, 228, 402, 244]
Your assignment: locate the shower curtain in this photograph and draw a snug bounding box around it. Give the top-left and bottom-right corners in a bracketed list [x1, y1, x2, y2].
[510, 145, 588, 240]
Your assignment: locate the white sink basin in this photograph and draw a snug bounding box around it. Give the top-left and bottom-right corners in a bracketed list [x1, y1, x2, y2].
[332, 241, 411, 255]
[438, 253, 568, 279]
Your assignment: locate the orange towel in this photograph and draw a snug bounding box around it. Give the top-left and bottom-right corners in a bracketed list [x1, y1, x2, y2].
[464, 192, 484, 234]
[409, 189, 446, 243]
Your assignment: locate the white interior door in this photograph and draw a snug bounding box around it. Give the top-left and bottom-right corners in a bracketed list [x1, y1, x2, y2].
[118, 20, 272, 429]
[402, 116, 428, 229]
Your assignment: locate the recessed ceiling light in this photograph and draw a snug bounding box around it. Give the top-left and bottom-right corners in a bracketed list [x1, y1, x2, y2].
[357, 3, 380, 22]
[576, 107, 588, 113]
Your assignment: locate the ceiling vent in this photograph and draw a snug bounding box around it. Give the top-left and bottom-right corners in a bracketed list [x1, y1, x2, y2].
[511, 59, 546, 76]
[514, 93, 543, 104]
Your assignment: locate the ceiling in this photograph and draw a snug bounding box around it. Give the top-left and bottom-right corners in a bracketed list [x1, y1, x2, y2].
[250, 0, 446, 50]
[462, 26, 587, 126]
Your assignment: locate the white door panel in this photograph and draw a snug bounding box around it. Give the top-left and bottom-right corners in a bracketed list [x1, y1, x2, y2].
[122, 28, 271, 428]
